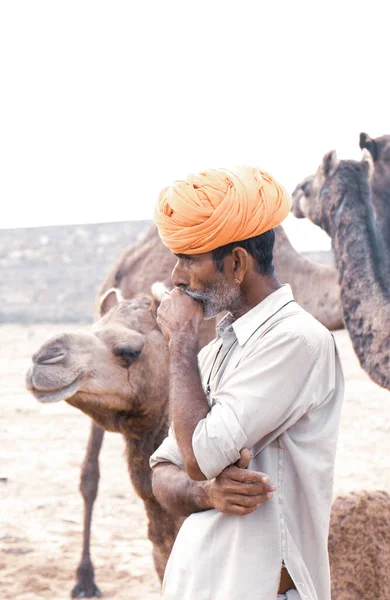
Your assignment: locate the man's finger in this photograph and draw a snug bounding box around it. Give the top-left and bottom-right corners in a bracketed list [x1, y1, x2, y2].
[228, 492, 273, 507]
[222, 503, 261, 516]
[216, 476, 276, 497]
[227, 465, 273, 486]
[227, 480, 276, 496]
[235, 448, 251, 469]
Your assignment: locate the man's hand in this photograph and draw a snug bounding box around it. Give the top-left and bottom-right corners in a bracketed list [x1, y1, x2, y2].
[156, 288, 203, 342]
[205, 449, 276, 516]
[151, 450, 276, 518]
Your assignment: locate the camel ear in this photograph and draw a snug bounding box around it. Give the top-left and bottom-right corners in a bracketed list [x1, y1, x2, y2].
[151, 281, 170, 302]
[321, 151, 338, 179]
[99, 287, 123, 316]
[150, 281, 172, 313]
[361, 148, 374, 182]
[359, 132, 378, 160]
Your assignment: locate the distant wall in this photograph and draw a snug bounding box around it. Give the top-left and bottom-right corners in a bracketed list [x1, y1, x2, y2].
[0, 221, 152, 324]
[0, 221, 334, 324]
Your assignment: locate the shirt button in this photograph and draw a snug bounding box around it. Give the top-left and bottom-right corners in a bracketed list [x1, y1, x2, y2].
[220, 328, 224, 332]
[228, 327, 233, 332]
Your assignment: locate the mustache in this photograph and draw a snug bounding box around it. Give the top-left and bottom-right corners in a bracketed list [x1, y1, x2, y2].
[177, 286, 209, 303]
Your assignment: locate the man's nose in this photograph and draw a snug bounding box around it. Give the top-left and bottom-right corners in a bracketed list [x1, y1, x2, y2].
[171, 260, 190, 288]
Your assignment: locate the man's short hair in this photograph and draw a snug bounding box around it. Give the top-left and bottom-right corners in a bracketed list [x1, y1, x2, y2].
[211, 229, 275, 276]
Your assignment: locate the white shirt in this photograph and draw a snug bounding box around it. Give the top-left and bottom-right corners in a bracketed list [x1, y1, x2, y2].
[150, 285, 344, 600]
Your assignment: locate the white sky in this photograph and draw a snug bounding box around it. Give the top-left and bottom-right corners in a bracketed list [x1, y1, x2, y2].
[1, 1, 389, 251]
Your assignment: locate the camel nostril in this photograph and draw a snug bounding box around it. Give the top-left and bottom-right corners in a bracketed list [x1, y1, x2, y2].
[37, 353, 66, 365]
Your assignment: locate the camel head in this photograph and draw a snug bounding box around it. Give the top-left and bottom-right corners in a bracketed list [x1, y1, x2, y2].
[291, 175, 315, 219]
[292, 150, 374, 237]
[25, 289, 170, 427]
[291, 151, 340, 230]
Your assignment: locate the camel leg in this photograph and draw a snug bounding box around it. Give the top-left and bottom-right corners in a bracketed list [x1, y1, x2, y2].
[144, 498, 182, 583]
[71, 421, 104, 598]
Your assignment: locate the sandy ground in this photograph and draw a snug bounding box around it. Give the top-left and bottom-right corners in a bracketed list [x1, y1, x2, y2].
[1, 324, 389, 600]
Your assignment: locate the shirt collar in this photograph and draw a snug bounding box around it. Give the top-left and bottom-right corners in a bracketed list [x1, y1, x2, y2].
[216, 284, 295, 347]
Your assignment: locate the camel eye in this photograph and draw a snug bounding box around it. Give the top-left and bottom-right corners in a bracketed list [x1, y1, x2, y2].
[113, 347, 142, 368]
[302, 180, 312, 196]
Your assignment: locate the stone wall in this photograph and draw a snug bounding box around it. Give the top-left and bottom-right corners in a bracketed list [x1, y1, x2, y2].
[0, 221, 152, 324]
[0, 221, 333, 324]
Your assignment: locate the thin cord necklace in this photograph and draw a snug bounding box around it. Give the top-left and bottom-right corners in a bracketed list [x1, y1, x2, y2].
[205, 299, 296, 397]
[206, 339, 237, 396]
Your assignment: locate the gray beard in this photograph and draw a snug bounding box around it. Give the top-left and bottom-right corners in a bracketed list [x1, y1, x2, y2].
[180, 280, 241, 320]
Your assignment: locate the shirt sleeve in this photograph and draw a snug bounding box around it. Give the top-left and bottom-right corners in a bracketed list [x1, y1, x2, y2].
[192, 328, 332, 479]
[149, 426, 185, 470]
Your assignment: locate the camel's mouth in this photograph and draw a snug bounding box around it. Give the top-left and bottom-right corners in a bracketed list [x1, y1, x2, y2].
[291, 187, 306, 219]
[26, 372, 84, 404]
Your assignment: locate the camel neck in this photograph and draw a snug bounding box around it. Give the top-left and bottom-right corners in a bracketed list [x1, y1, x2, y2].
[331, 170, 389, 297]
[329, 167, 390, 389]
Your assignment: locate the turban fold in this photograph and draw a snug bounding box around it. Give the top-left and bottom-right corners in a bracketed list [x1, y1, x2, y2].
[154, 166, 292, 254]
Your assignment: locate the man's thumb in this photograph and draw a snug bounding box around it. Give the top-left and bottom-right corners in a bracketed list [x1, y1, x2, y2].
[236, 448, 251, 469]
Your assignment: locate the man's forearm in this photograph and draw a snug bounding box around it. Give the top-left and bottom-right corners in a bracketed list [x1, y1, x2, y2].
[169, 334, 211, 479]
[152, 462, 212, 517]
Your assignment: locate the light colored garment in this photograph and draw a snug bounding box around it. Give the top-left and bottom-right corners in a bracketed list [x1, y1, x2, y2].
[278, 591, 301, 600]
[154, 166, 292, 254]
[150, 285, 344, 600]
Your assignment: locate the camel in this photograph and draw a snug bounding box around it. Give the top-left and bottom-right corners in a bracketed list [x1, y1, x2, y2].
[99, 224, 342, 330]
[28, 223, 343, 597]
[292, 151, 390, 390]
[26, 289, 390, 600]
[26, 292, 184, 594]
[273, 225, 342, 330]
[329, 490, 390, 599]
[359, 132, 390, 254]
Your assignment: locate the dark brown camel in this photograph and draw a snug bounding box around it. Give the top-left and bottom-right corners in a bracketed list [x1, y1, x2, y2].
[292, 151, 390, 390]
[26, 288, 390, 600]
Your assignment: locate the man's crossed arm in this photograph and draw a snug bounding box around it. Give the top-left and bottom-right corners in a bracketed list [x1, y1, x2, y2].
[152, 448, 276, 517]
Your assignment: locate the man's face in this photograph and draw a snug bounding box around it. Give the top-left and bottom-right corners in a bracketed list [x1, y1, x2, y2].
[171, 252, 241, 319]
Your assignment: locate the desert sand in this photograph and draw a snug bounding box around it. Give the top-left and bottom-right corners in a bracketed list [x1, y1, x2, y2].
[1, 324, 389, 599]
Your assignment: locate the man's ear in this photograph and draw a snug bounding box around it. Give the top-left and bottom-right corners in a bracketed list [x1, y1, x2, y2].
[359, 132, 378, 160]
[99, 287, 123, 317]
[231, 246, 249, 281]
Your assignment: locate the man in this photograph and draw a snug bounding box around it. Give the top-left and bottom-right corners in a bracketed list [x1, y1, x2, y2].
[150, 167, 344, 600]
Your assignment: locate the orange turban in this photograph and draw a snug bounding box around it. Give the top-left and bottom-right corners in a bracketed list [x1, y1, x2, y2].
[154, 166, 292, 254]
